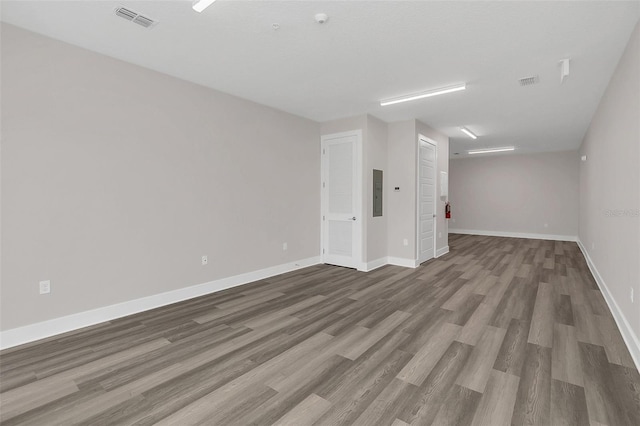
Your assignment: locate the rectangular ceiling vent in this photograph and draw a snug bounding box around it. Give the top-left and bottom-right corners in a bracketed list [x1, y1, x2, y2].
[115, 7, 156, 28]
[518, 75, 540, 86]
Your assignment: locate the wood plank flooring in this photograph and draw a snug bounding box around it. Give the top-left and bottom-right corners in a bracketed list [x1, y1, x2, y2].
[1, 234, 639, 425]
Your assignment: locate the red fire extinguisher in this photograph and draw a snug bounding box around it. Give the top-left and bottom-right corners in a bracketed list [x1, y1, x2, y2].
[445, 202, 451, 219]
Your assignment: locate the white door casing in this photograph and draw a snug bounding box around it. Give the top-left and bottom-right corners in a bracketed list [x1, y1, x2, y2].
[321, 131, 363, 269]
[417, 137, 437, 264]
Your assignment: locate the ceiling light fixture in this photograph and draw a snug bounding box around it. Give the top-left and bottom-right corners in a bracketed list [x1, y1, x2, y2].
[460, 127, 478, 139]
[380, 83, 466, 107]
[468, 147, 515, 155]
[193, 0, 216, 13]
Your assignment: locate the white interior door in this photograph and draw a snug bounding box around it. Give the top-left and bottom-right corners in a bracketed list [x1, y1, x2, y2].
[418, 139, 436, 264]
[321, 131, 362, 269]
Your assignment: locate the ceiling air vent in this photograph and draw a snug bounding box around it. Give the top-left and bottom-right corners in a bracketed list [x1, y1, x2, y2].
[518, 75, 540, 86]
[133, 15, 155, 28]
[114, 7, 156, 28]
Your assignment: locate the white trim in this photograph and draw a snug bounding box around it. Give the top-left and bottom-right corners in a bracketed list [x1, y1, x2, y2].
[0, 256, 321, 350]
[367, 252, 456, 270]
[363, 257, 388, 272]
[320, 130, 364, 270]
[449, 228, 577, 242]
[417, 135, 438, 264]
[577, 239, 640, 372]
[436, 245, 450, 257]
[387, 256, 419, 268]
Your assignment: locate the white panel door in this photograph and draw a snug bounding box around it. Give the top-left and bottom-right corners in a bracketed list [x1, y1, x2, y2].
[418, 140, 436, 264]
[321, 132, 362, 269]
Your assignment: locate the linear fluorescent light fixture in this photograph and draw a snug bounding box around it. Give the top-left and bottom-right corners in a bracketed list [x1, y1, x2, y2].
[380, 83, 466, 107]
[193, 0, 216, 12]
[460, 127, 477, 139]
[468, 147, 515, 155]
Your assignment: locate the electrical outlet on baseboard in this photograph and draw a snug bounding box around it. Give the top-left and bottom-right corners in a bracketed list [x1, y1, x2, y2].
[201, 255, 208, 266]
[282, 242, 288, 251]
[403, 238, 408, 246]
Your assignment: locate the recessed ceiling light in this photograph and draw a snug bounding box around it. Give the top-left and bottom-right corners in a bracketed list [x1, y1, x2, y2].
[460, 127, 477, 139]
[468, 147, 515, 155]
[193, 0, 216, 13]
[380, 83, 466, 107]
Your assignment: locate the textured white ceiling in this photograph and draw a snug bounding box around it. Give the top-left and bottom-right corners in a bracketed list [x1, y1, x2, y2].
[2, 1, 639, 157]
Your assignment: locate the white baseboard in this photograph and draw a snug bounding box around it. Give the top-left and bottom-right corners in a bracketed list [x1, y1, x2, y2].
[0, 256, 321, 350]
[436, 246, 450, 257]
[449, 228, 577, 242]
[576, 239, 640, 372]
[387, 257, 419, 268]
[363, 257, 388, 272]
[366, 249, 449, 270]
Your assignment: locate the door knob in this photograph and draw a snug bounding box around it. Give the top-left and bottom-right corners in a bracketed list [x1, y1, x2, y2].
[350, 217, 357, 221]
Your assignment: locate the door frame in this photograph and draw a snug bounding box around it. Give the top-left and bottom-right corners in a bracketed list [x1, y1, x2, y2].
[320, 130, 364, 270]
[416, 135, 438, 264]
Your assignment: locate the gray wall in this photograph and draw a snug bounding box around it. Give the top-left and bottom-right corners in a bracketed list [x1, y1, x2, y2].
[387, 120, 450, 261]
[365, 116, 389, 263]
[319, 115, 367, 139]
[1, 24, 321, 330]
[449, 151, 580, 238]
[387, 120, 418, 260]
[579, 21, 639, 344]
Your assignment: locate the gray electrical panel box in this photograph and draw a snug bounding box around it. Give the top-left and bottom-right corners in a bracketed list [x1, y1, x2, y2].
[373, 169, 383, 217]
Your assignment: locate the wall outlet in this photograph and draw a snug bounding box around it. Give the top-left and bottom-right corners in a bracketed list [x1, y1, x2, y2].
[39, 280, 51, 295]
[403, 238, 408, 246]
[591, 242, 595, 250]
[544, 223, 548, 228]
[631, 287, 635, 303]
[201, 255, 208, 266]
[438, 232, 442, 238]
[282, 242, 288, 251]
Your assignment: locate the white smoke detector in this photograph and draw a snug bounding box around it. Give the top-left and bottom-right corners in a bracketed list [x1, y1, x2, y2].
[315, 13, 329, 24]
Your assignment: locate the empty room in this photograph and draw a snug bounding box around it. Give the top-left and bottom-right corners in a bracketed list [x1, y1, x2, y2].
[1, 1, 639, 425]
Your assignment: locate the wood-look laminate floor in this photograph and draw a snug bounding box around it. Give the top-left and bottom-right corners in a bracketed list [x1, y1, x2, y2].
[1, 234, 639, 425]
